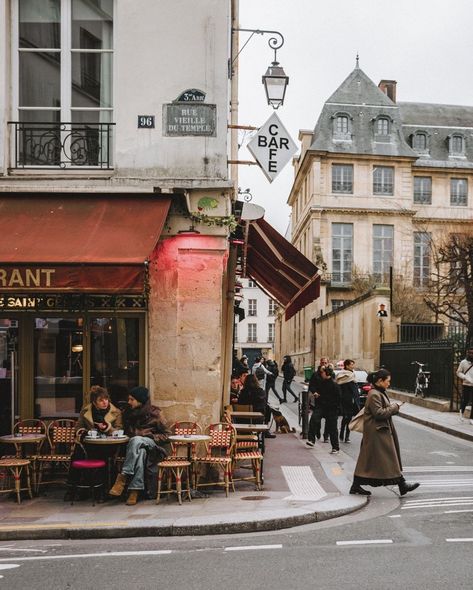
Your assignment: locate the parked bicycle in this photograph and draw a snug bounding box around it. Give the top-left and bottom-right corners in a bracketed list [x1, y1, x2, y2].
[412, 361, 431, 398]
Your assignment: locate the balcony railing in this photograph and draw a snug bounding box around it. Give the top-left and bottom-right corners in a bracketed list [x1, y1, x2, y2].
[8, 121, 115, 169]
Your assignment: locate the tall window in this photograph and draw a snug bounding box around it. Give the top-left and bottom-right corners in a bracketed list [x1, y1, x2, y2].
[413, 232, 431, 287]
[332, 223, 353, 284]
[268, 299, 277, 316]
[332, 164, 353, 194]
[268, 324, 275, 342]
[373, 166, 394, 195]
[248, 299, 257, 316]
[451, 178, 468, 206]
[376, 117, 390, 135]
[373, 225, 394, 281]
[247, 324, 257, 342]
[16, 0, 114, 167]
[414, 176, 432, 204]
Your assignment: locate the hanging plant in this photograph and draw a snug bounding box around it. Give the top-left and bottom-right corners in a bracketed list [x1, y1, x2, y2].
[189, 212, 238, 232]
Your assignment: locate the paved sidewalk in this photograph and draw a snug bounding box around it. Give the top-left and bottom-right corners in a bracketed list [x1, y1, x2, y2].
[0, 430, 366, 541]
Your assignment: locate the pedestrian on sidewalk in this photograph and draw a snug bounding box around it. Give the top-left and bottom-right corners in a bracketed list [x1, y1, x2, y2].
[281, 355, 298, 403]
[109, 386, 169, 505]
[456, 348, 473, 424]
[307, 358, 331, 442]
[306, 366, 341, 453]
[251, 356, 273, 388]
[238, 374, 276, 438]
[350, 368, 420, 497]
[336, 359, 361, 443]
[265, 359, 282, 403]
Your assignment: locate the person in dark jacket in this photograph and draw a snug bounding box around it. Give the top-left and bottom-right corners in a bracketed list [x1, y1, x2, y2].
[307, 358, 331, 442]
[336, 359, 361, 443]
[109, 386, 169, 505]
[306, 366, 341, 453]
[281, 355, 298, 402]
[265, 359, 281, 402]
[237, 374, 276, 438]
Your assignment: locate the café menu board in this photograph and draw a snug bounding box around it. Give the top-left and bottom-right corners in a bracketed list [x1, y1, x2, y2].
[163, 89, 216, 137]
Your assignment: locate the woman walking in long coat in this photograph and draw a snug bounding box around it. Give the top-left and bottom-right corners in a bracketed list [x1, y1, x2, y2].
[350, 368, 420, 497]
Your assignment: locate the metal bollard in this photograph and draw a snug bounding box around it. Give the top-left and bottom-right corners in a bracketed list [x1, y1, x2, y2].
[301, 385, 309, 439]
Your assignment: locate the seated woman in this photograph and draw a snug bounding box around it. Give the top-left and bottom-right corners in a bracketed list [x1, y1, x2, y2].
[237, 374, 276, 438]
[77, 385, 122, 434]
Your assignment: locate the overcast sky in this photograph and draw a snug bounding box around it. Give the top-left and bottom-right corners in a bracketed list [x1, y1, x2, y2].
[237, 0, 473, 233]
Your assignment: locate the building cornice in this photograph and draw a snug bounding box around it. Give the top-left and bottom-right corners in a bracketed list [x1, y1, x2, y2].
[309, 205, 416, 216]
[413, 216, 473, 225]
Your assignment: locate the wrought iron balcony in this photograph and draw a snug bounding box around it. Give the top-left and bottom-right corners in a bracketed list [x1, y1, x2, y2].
[8, 121, 115, 169]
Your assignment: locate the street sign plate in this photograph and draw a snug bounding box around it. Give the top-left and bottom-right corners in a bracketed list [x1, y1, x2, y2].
[247, 113, 298, 182]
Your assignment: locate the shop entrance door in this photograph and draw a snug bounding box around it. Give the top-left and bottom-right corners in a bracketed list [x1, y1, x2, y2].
[0, 319, 19, 435]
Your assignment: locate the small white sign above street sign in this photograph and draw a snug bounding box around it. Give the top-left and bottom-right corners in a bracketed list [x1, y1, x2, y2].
[247, 112, 298, 183]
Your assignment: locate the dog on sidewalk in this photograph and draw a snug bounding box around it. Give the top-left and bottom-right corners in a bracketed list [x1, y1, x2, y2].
[269, 406, 295, 434]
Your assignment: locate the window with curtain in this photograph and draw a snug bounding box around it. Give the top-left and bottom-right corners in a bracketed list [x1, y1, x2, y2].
[373, 225, 394, 281]
[413, 232, 431, 287]
[450, 178, 468, 206]
[332, 223, 353, 284]
[414, 176, 432, 204]
[17, 0, 113, 166]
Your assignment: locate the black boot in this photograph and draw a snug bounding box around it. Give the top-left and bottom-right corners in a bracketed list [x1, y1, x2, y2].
[399, 480, 420, 496]
[349, 484, 371, 496]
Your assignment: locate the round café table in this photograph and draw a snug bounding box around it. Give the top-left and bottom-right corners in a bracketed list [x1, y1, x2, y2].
[84, 436, 129, 488]
[0, 434, 47, 459]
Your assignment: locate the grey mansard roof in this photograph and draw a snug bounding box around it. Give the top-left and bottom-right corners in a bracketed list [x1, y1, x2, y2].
[310, 67, 473, 167]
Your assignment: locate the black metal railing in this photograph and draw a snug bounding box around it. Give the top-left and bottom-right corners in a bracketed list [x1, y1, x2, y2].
[8, 121, 115, 169]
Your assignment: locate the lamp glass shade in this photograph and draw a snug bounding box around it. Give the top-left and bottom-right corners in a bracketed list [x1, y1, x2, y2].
[262, 62, 289, 109]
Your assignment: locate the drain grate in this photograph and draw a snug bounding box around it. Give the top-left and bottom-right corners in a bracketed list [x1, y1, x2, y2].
[240, 495, 270, 501]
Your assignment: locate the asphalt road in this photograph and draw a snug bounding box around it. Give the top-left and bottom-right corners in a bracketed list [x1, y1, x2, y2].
[1, 390, 473, 589]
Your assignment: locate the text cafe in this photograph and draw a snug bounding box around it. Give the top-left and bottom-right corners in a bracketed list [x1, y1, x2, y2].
[0, 194, 171, 435]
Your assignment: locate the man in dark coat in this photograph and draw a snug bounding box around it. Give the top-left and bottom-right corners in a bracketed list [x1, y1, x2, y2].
[306, 366, 341, 453]
[109, 386, 169, 505]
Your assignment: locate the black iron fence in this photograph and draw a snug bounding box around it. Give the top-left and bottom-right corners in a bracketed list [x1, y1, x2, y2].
[8, 121, 115, 169]
[398, 323, 445, 342]
[380, 340, 454, 401]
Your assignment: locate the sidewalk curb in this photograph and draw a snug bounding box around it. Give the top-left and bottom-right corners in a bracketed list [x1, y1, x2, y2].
[399, 410, 473, 443]
[0, 497, 367, 541]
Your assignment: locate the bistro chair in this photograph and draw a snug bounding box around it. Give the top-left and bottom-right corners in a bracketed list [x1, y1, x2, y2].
[231, 445, 263, 491]
[0, 458, 33, 504]
[155, 421, 201, 505]
[223, 408, 259, 452]
[35, 419, 77, 493]
[67, 432, 107, 506]
[193, 422, 236, 497]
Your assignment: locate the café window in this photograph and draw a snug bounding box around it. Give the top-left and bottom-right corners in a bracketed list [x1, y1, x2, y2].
[33, 315, 141, 417]
[13, 0, 114, 168]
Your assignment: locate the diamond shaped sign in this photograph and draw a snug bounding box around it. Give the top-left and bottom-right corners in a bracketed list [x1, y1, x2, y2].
[247, 112, 298, 183]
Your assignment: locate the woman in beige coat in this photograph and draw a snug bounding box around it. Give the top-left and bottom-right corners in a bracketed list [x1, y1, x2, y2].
[350, 368, 420, 496]
[77, 386, 122, 434]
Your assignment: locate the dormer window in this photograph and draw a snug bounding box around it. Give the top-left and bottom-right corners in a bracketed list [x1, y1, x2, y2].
[413, 132, 428, 152]
[332, 112, 352, 140]
[376, 117, 390, 136]
[449, 134, 465, 156]
[336, 116, 349, 134]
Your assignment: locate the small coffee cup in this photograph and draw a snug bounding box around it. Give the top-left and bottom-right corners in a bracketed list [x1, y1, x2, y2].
[88, 430, 98, 438]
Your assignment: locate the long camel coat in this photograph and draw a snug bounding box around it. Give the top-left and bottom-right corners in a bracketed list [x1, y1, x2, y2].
[354, 387, 402, 481]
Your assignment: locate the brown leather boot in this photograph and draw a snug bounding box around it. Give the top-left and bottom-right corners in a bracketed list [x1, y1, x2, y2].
[109, 473, 127, 497]
[125, 490, 139, 506]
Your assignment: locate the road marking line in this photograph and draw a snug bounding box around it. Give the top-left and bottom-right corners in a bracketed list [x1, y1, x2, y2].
[404, 496, 473, 503]
[0, 548, 47, 553]
[388, 515, 401, 518]
[444, 509, 473, 514]
[0, 565, 20, 570]
[446, 538, 473, 543]
[402, 502, 473, 509]
[0, 550, 172, 563]
[224, 545, 282, 552]
[404, 467, 473, 472]
[336, 540, 393, 546]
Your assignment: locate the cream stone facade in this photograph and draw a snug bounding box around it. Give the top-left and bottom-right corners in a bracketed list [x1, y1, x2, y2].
[0, 0, 236, 429]
[277, 65, 473, 374]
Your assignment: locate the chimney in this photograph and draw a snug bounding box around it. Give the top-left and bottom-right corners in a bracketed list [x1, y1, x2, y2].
[378, 79, 397, 103]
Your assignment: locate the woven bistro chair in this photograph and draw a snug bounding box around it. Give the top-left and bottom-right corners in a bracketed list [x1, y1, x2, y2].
[35, 419, 77, 493]
[193, 422, 236, 497]
[231, 445, 263, 491]
[223, 407, 259, 452]
[156, 421, 201, 505]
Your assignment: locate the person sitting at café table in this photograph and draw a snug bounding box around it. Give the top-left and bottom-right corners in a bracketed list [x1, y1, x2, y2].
[77, 385, 122, 434]
[237, 374, 276, 439]
[109, 386, 169, 505]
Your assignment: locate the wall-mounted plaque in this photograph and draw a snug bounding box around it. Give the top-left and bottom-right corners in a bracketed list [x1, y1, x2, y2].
[163, 89, 216, 137]
[138, 115, 155, 128]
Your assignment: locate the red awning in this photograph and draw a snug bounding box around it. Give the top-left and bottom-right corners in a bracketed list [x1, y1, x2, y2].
[246, 218, 320, 320]
[0, 194, 171, 293]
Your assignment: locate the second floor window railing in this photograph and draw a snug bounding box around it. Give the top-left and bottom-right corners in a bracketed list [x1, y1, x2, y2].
[8, 121, 115, 169]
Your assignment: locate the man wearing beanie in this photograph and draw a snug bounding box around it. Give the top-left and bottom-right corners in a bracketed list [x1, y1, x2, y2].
[109, 386, 169, 505]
